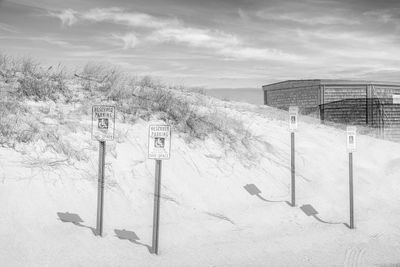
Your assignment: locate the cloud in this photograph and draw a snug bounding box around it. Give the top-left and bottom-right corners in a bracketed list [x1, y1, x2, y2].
[149, 27, 300, 61]
[364, 10, 393, 23]
[80, 7, 179, 29]
[295, 29, 400, 60]
[149, 27, 240, 49]
[49, 9, 78, 26]
[112, 32, 139, 49]
[221, 47, 299, 61]
[34, 36, 90, 49]
[256, 9, 360, 25]
[238, 8, 247, 20]
[0, 22, 18, 33]
[278, 13, 359, 25]
[363, 9, 400, 25]
[0, 35, 90, 50]
[50, 7, 298, 61]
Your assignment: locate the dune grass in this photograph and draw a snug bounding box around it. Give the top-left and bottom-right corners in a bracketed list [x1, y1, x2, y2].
[0, 54, 253, 158]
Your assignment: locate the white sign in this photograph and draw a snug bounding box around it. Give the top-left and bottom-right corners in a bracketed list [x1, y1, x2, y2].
[346, 126, 356, 152]
[92, 105, 115, 141]
[289, 106, 299, 132]
[393, 94, 400, 104]
[148, 125, 171, 160]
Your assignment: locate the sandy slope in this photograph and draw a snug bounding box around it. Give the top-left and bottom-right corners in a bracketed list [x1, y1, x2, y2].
[1, 99, 400, 267]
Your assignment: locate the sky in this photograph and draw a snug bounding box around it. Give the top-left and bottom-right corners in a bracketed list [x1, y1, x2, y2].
[0, 0, 399, 88]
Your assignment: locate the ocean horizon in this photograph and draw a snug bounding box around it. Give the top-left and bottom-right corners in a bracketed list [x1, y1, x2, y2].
[205, 88, 264, 105]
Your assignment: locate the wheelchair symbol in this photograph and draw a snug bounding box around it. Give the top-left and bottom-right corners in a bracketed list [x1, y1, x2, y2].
[98, 118, 109, 129]
[349, 135, 354, 145]
[154, 137, 165, 148]
[291, 115, 296, 124]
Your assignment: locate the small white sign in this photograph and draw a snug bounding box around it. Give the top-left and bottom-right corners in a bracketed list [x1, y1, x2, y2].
[92, 105, 115, 141]
[346, 126, 356, 152]
[289, 106, 299, 132]
[393, 94, 400, 104]
[148, 125, 171, 160]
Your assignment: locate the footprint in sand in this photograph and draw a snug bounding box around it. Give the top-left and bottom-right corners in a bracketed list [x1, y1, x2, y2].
[343, 246, 366, 267]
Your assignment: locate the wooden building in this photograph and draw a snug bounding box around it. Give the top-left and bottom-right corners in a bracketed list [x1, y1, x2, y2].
[262, 80, 400, 140]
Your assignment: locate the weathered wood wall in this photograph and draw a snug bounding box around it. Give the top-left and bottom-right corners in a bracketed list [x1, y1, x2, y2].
[263, 80, 400, 141]
[323, 86, 366, 103]
[263, 80, 320, 113]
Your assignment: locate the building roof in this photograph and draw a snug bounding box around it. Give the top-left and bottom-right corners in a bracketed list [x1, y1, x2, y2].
[262, 79, 400, 90]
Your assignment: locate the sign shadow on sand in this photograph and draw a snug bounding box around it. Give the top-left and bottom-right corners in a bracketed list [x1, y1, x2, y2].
[299, 204, 344, 225]
[114, 229, 152, 254]
[57, 212, 97, 235]
[243, 184, 286, 203]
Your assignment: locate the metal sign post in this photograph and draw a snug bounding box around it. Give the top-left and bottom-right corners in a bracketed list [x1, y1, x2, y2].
[152, 159, 162, 254]
[289, 106, 298, 207]
[346, 126, 356, 229]
[92, 105, 115, 237]
[148, 124, 171, 255]
[349, 152, 354, 229]
[97, 141, 105, 236]
[291, 132, 295, 206]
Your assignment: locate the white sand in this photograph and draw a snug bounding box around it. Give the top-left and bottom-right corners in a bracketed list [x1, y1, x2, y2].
[1, 98, 400, 266]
